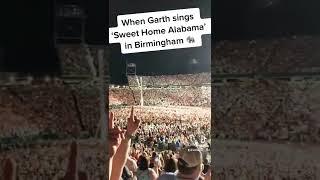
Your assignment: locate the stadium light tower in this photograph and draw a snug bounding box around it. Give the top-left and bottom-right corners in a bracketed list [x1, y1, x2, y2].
[54, 0, 86, 44]
[126, 63, 136, 75]
[126, 62, 144, 106]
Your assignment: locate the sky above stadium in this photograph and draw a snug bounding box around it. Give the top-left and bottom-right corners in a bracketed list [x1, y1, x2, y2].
[213, 0, 320, 40]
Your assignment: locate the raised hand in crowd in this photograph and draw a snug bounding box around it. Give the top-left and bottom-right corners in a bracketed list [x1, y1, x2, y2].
[108, 111, 126, 179]
[62, 141, 88, 180]
[126, 107, 141, 137]
[2, 157, 15, 180]
[109, 106, 141, 180]
[62, 141, 78, 180]
[108, 111, 126, 158]
[1, 142, 89, 180]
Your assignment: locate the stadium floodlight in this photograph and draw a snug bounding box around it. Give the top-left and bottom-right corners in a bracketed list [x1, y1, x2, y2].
[126, 63, 136, 76]
[44, 76, 51, 82]
[9, 75, 15, 84]
[190, 58, 199, 64]
[54, 1, 86, 45]
[27, 76, 33, 84]
[56, 4, 85, 18]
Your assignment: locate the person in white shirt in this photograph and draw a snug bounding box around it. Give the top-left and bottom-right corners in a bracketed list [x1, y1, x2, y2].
[126, 156, 138, 180]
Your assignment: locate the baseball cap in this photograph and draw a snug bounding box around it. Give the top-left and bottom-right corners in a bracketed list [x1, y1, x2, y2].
[178, 146, 202, 168]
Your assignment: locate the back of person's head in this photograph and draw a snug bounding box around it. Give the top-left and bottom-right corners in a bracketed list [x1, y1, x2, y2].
[78, 171, 88, 180]
[152, 152, 157, 158]
[177, 146, 203, 176]
[137, 155, 149, 171]
[164, 158, 177, 173]
[122, 165, 132, 180]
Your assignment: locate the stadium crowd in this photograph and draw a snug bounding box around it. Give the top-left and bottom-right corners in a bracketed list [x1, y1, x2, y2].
[214, 80, 320, 143]
[0, 71, 212, 179]
[213, 139, 320, 180]
[0, 141, 106, 180]
[213, 36, 320, 74]
[127, 73, 210, 87]
[0, 83, 100, 139]
[108, 107, 211, 180]
[214, 163, 319, 180]
[0, 104, 212, 180]
[109, 72, 212, 180]
[110, 106, 210, 150]
[211, 35, 320, 179]
[109, 87, 211, 107]
[58, 46, 109, 76]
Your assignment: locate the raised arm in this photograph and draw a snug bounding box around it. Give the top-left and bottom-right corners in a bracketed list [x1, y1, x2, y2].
[111, 107, 140, 180]
[2, 158, 15, 180]
[63, 141, 78, 180]
[108, 111, 125, 180]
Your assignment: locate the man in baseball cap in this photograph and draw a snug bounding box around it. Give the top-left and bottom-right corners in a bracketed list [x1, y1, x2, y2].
[158, 145, 211, 180]
[176, 145, 203, 179]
